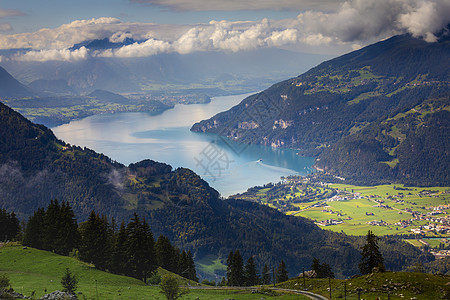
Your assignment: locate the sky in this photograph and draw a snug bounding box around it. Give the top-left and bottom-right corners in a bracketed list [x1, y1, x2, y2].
[0, 0, 449, 61]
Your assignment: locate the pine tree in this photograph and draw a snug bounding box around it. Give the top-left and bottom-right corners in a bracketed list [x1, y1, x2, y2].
[126, 213, 156, 282]
[79, 211, 110, 270]
[111, 220, 128, 275]
[227, 250, 244, 286]
[261, 264, 271, 285]
[61, 268, 78, 294]
[186, 250, 198, 282]
[23, 208, 46, 249]
[359, 230, 385, 275]
[311, 257, 334, 278]
[55, 201, 80, 256]
[178, 250, 189, 278]
[43, 199, 61, 252]
[155, 235, 177, 273]
[244, 256, 258, 286]
[0, 210, 20, 241]
[276, 260, 288, 283]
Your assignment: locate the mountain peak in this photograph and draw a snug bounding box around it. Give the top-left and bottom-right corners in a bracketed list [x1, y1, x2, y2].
[0, 66, 35, 98]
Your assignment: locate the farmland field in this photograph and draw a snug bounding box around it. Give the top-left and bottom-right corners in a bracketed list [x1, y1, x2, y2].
[236, 179, 450, 240]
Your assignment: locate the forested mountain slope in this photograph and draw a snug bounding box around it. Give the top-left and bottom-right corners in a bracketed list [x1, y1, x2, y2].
[0, 102, 424, 278]
[191, 33, 450, 186]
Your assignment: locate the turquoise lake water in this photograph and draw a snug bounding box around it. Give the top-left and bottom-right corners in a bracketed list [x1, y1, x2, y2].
[52, 93, 314, 197]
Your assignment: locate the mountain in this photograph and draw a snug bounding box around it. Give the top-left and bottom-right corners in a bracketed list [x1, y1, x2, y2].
[28, 79, 76, 96]
[70, 37, 138, 51]
[2, 47, 330, 94]
[88, 89, 130, 103]
[0, 102, 423, 278]
[0, 66, 35, 98]
[191, 33, 450, 186]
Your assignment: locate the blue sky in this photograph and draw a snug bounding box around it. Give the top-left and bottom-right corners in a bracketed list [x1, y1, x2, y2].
[0, 0, 310, 33]
[0, 0, 449, 61]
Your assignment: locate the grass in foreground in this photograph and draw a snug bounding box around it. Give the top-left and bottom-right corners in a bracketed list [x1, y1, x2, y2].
[278, 271, 450, 300]
[0, 244, 306, 299]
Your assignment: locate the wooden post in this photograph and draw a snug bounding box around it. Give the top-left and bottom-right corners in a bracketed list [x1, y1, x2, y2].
[329, 277, 332, 299]
[273, 266, 276, 287]
[303, 268, 306, 290]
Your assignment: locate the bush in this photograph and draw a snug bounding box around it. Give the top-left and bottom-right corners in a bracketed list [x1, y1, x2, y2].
[159, 274, 189, 300]
[148, 273, 161, 285]
[0, 274, 10, 289]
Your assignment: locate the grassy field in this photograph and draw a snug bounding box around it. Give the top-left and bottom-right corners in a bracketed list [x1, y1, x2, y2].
[196, 254, 227, 281]
[278, 271, 450, 300]
[238, 181, 450, 243]
[0, 244, 307, 300]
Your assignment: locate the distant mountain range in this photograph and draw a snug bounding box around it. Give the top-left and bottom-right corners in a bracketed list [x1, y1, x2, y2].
[191, 33, 450, 186]
[1, 45, 330, 95]
[0, 101, 422, 279]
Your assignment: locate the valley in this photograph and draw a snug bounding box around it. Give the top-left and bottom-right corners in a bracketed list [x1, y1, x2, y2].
[234, 178, 450, 237]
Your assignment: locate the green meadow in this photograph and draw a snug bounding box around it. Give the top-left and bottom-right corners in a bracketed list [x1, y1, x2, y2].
[0, 244, 307, 300]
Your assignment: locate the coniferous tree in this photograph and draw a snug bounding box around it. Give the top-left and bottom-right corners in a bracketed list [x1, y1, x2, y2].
[0, 210, 20, 241]
[155, 235, 177, 273]
[186, 250, 198, 282]
[111, 220, 128, 275]
[55, 201, 80, 256]
[227, 250, 244, 286]
[244, 256, 258, 286]
[276, 260, 288, 283]
[359, 230, 385, 275]
[126, 213, 156, 282]
[311, 257, 334, 278]
[178, 250, 189, 278]
[261, 264, 271, 285]
[79, 211, 110, 270]
[61, 268, 78, 294]
[23, 208, 46, 249]
[43, 199, 61, 252]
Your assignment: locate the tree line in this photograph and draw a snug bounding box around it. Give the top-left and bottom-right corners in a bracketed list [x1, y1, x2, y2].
[224, 231, 385, 286]
[20, 200, 197, 283]
[224, 250, 288, 286]
[0, 209, 20, 241]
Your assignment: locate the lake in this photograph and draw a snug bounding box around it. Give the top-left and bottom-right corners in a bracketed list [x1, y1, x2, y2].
[52, 93, 314, 197]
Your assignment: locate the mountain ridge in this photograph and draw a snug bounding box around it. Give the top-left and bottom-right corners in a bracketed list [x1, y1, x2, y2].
[191, 33, 450, 186]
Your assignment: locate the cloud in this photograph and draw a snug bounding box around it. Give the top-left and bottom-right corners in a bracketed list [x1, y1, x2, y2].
[0, 17, 164, 50]
[130, 0, 345, 11]
[2, 0, 449, 61]
[15, 47, 89, 62]
[98, 39, 172, 57]
[0, 9, 26, 17]
[297, 0, 450, 43]
[398, 0, 450, 42]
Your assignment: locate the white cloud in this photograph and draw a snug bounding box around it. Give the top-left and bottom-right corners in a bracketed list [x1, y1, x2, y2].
[296, 0, 450, 43]
[3, 0, 449, 62]
[398, 0, 450, 42]
[98, 39, 172, 57]
[15, 47, 89, 62]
